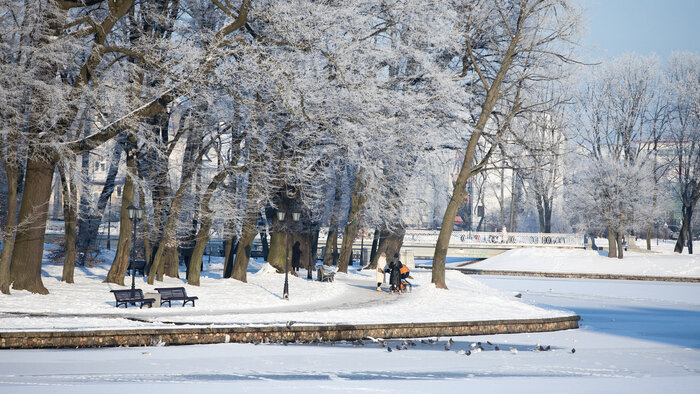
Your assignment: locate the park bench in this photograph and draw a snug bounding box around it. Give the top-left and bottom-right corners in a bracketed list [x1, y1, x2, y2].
[155, 287, 198, 307]
[124, 260, 146, 276]
[316, 265, 335, 282]
[110, 289, 155, 308]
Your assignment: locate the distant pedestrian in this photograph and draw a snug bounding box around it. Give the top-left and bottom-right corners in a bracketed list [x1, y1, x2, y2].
[376, 252, 387, 291]
[387, 254, 403, 294]
[291, 241, 302, 272]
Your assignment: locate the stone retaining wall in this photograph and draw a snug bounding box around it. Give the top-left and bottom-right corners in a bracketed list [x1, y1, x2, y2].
[455, 268, 700, 282]
[0, 316, 580, 349]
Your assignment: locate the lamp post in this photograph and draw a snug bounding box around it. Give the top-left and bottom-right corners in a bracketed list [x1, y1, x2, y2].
[107, 198, 111, 250]
[126, 204, 143, 297]
[278, 210, 301, 300]
[306, 216, 314, 280]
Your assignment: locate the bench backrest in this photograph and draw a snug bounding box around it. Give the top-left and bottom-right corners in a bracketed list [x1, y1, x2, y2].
[111, 289, 144, 300]
[157, 287, 187, 298]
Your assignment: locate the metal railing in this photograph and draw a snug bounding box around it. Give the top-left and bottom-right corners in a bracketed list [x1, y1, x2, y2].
[403, 230, 583, 247]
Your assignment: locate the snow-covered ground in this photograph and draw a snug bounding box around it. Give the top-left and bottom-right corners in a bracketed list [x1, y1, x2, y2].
[1, 275, 698, 392]
[0, 248, 569, 331]
[1, 243, 699, 392]
[459, 241, 700, 278]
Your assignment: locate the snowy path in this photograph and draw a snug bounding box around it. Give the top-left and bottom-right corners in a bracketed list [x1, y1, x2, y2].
[1, 276, 698, 392]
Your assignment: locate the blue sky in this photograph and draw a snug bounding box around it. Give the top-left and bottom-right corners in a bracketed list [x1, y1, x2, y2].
[582, 0, 700, 60]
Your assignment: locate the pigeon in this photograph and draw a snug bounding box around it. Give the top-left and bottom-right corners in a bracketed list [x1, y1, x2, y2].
[387, 347, 392, 352]
[285, 321, 295, 329]
[571, 348, 576, 354]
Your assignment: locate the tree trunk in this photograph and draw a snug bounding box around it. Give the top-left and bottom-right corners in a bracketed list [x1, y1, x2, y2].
[337, 171, 367, 273]
[607, 227, 617, 258]
[0, 163, 19, 294]
[267, 230, 287, 273]
[10, 158, 55, 294]
[383, 230, 406, 262]
[58, 163, 77, 283]
[187, 168, 229, 284]
[367, 228, 390, 269]
[260, 229, 269, 261]
[223, 234, 237, 279]
[103, 151, 136, 285]
[674, 199, 698, 254]
[616, 230, 624, 259]
[162, 245, 178, 278]
[231, 221, 258, 282]
[509, 172, 519, 232]
[139, 186, 152, 271]
[148, 176, 194, 284]
[323, 228, 338, 266]
[369, 227, 380, 264]
[78, 142, 122, 254]
[432, 13, 522, 288]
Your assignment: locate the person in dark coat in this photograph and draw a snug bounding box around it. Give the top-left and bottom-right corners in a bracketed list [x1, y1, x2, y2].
[386, 255, 403, 294]
[291, 241, 302, 272]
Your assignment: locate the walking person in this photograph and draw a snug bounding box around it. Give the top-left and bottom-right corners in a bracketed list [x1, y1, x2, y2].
[376, 252, 387, 291]
[291, 241, 302, 272]
[387, 254, 403, 294]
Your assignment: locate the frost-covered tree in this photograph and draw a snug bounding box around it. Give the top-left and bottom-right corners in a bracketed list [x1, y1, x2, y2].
[667, 52, 700, 254]
[568, 55, 665, 258]
[431, 0, 582, 288]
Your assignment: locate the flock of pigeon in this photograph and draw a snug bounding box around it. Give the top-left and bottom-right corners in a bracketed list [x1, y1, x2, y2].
[257, 324, 576, 354]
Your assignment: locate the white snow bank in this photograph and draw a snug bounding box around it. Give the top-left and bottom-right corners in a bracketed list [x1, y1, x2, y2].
[0, 252, 571, 331]
[467, 247, 700, 277]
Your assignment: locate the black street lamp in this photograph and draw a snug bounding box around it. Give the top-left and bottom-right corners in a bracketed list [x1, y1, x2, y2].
[126, 204, 143, 297]
[307, 219, 313, 280]
[107, 198, 111, 250]
[279, 209, 300, 300]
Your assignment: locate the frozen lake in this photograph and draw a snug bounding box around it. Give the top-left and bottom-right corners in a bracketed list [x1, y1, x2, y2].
[1, 275, 698, 393]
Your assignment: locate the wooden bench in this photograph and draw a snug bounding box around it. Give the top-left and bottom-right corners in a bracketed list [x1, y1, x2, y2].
[124, 260, 146, 276]
[110, 289, 155, 308]
[155, 287, 198, 307]
[316, 266, 335, 282]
